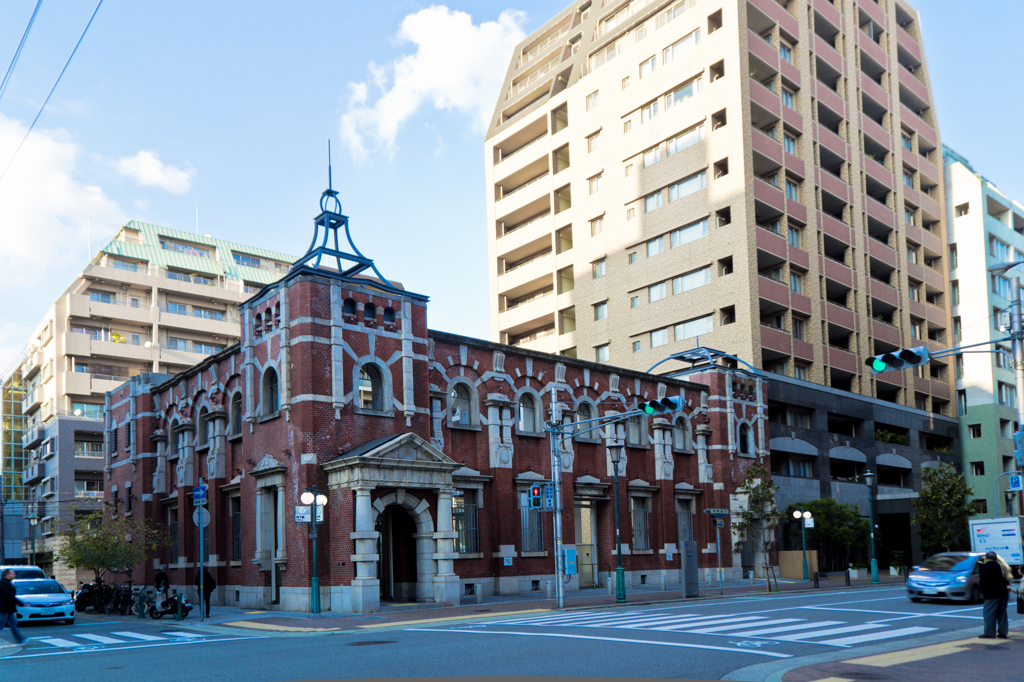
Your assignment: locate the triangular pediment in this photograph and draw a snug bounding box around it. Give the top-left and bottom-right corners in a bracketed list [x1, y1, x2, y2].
[328, 432, 458, 468]
[251, 454, 285, 475]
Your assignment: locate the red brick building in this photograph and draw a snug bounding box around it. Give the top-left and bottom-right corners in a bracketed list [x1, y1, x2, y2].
[103, 188, 769, 613]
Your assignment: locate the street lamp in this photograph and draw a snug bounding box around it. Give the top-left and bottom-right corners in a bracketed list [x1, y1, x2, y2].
[792, 509, 812, 581]
[862, 470, 878, 584]
[300, 486, 328, 614]
[27, 513, 38, 566]
[608, 444, 626, 603]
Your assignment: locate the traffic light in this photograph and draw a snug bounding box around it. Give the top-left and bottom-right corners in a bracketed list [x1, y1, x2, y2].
[637, 396, 686, 416]
[864, 346, 930, 375]
[528, 485, 543, 510]
[1014, 430, 1024, 469]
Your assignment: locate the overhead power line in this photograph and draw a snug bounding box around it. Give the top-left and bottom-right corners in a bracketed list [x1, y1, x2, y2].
[0, 0, 45, 105]
[0, 0, 104, 186]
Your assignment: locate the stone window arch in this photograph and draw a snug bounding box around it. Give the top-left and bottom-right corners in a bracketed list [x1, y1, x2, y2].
[738, 422, 753, 456]
[170, 420, 180, 458]
[262, 367, 279, 416]
[575, 399, 599, 442]
[516, 390, 543, 434]
[447, 380, 477, 427]
[198, 406, 211, 446]
[358, 364, 384, 411]
[364, 302, 377, 322]
[383, 306, 396, 325]
[343, 298, 357, 316]
[254, 312, 263, 337]
[673, 416, 691, 451]
[230, 392, 243, 436]
[351, 358, 394, 416]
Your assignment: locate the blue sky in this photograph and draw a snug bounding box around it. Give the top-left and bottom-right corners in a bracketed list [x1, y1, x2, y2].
[0, 0, 1020, 370]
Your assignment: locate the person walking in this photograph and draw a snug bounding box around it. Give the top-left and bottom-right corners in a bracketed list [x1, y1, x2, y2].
[0, 569, 26, 647]
[194, 569, 215, 618]
[979, 551, 1010, 639]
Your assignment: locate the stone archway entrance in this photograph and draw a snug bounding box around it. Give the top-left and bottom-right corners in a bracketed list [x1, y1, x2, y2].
[374, 494, 433, 602]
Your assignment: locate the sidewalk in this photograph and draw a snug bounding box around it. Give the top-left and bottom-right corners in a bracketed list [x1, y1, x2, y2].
[194, 573, 907, 635]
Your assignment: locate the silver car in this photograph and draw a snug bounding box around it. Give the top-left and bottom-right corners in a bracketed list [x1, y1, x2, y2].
[907, 552, 983, 603]
[13, 578, 76, 625]
[0, 565, 46, 580]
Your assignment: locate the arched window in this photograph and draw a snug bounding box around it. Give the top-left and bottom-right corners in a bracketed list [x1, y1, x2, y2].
[576, 402, 593, 433]
[518, 394, 537, 432]
[170, 421, 179, 457]
[199, 407, 210, 445]
[627, 416, 642, 445]
[254, 312, 263, 337]
[383, 307, 396, 324]
[364, 303, 377, 322]
[358, 364, 383, 411]
[262, 368, 279, 416]
[343, 298, 356, 316]
[274, 303, 281, 327]
[450, 383, 472, 425]
[673, 418, 690, 450]
[231, 393, 242, 435]
[739, 423, 752, 455]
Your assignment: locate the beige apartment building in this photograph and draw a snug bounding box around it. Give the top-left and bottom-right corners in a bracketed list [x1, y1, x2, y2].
[485, 0, 952, 414]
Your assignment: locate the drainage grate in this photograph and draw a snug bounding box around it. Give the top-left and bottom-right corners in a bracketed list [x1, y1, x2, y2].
[347, 640, 396, 647]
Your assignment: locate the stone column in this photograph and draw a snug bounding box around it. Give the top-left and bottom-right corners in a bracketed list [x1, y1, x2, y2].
[349, 486, 380, 614]
[696, 424, 713, 484]
[275, 486, 286, 561]
[207, 412, 227, 480]
[431, 488, 460, 606]
[175, 424, 195, 488]
[151, 431, 167, 495]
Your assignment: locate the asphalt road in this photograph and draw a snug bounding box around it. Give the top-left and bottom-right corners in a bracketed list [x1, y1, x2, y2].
[0, 585, 1012, 681]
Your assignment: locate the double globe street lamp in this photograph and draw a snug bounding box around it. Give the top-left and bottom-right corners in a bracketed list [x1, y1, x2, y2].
[792, 509, 813, 581]
[862, 469, 879, 584]
[607, 444, 626, 604]
[300, 487, 328, 613]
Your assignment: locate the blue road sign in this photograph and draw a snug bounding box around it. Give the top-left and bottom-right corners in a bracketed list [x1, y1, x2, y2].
[543, 483, 555, 511]
[1009, 474, 1023, 492]
[193, 486, 208, 505]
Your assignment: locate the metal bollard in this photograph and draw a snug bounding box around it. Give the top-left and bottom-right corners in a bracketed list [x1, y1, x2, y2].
[749, 570, 755, 585]
[661, 572, 667, 591]
[476, 584, 484, 604]
[813, 571, 819, 589]
[845, 569, 851, 587]
[546, 581, 553, 599]
[608, 576, 614, 594]
[174, 593, 183, 621]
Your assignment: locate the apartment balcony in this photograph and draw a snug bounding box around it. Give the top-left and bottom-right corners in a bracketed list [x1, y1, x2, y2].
[748, 30, 779, 69]
[790, 244, 809, 270]
[931, 378, 952, 400]
[860, 0, 886, 26]
[871, 318, 902, 346]
[813, 35, 844, 73]
[900, 104, 937, 148]
[907, 261, 925, 283]
[823, 257, 853, 288]
[864, 196, 895, 229]
[902, 150, 918, 174]
[908, 299, 926, 319]
[785, 149, 805, 178]
[899, 68, 930, 107]
[160, 347, 208, 369]
[498, 195, 552, 238]
[22, 427, 45, 450]
[90, 338, 153, 361]
[22, 387, 42, 414]
[68, 294, 154, 325]
[748, 0, 799, 35]
[828, 347, 860, 374]
[869, 280, 899, 307]
[913, 375, 932, 396]
[750, 79, 781, 115]
[754, 177, 786, 213]
[494, 141, 548, 181]
[816, 123, 848, 160]
[758, 275, 791, 308]
[896, 25, 922, 63]
[816, 83, 847, 120]
[920, 228, 942, 255]
[82, 261, 155, 289]
[787, 198, 807, 225]
[159, 308, 239, 336]
[159, 270, 245, 302]
[503, 311, 557, 347]
[760, 325, 793, 356]
[904, 223, 922, 244]
[926, 339, 946, 357]
[917, 156, 940, 187]
[780, 59, 801, 87]
[91, 374, 131, 394]
[21, 349, 43, 381]
[818, 167, 851, 204]
[23, 461, 45, 485]
[864, 155, 894, 191]
[925, 303, 947, 327]
[782, 104, 803, 134]
[924, 266, 944, 291]
[859, 37, 888, 72]
[861, 76, 891, 112]
[499, 291, 555, 332]
[868, 238, 897, 269]
[919, 192, 942, 221]
[793, 338, 815, 362]
[515, 23, 570, 71]
[791, 291, 812, 315]
[63, 371, 92, 396]
[826, 301, 856, 330]
[820, 213, 852, 244]
[757, 225, 788, 260]
[861, 116, 890, 150]
[752, 128, 783, 165]
[63, 331, 93, 358]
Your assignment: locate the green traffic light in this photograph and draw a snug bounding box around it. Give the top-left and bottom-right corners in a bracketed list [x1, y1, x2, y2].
[642, 404, 656, 415]
[870, 358, 887, 372]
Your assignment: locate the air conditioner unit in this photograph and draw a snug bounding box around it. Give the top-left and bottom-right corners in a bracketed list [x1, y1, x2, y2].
[907, 65, 915, 73]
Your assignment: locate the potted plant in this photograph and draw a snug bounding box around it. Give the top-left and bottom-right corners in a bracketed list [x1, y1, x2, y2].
[110, 333, 126, 344]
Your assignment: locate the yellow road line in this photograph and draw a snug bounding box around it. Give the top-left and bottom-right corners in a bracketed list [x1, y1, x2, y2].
[847, 635, 1010, 668]
[358, 608, 551, 629]
[221, 620, 342, 632]
[808, 678, 855, 682]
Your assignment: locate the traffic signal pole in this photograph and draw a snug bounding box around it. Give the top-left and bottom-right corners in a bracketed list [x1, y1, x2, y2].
[1010, 275, 1024, 514]
[549, 387, 565, 610]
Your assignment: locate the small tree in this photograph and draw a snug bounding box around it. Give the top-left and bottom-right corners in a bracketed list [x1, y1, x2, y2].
[913, 462, 985, 555]
[784, 498, 869, 572]
[733, 461, 783, 591]
[55, 511, 168, 583]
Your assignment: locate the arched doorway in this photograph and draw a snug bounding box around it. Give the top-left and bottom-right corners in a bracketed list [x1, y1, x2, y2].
[376, 505, 418, 602]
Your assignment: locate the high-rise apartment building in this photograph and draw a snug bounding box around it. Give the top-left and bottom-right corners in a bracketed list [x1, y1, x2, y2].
[944, 146, 1024, 518]
[0, 369, 27, 562]
[485, 0, 952, 414]
[5, 222, 292, 580]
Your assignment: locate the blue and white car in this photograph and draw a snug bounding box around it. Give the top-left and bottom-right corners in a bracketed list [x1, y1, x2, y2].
[907, 552, 983, 603]
[13, 579, 76, 625]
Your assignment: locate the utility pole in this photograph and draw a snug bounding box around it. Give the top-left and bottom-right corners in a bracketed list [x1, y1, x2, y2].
[990, 262, 1024, 516]
[549, 386, 565, 609]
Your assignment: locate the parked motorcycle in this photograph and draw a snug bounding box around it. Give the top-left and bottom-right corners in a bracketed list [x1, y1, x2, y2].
[148, 590, 192, 619]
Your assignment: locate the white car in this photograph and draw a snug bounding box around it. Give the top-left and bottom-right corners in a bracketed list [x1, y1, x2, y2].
[0, 565, 46, 580]
[13, 579, 76, 625]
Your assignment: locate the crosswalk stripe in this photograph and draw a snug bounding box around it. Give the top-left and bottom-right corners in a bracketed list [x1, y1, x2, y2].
[161, 631, 205, 639]
[581, 615, 707, 628]
[75, 634, 126, 645]
[616, 616, 712, 629]
[776, 624, 887, 641]
[37, 638, 80, 648]
[654, 616, 769, 631]
[110, 632, 165, 642]
[728, 621, 846, 637]
[687, 618, 806, 634]
[819, 626, 937, 647]
[500, 612, 645, 626]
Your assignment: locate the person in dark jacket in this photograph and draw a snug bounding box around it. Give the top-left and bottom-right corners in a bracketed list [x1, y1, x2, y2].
[0, 569, 26, 646]
[194, 569, 215, 618]
[154, 569, 170, 609]
[979, 552, 1009, 639]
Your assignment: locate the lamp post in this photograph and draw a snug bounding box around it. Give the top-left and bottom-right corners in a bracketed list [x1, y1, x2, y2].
[792, 509, 812, 581]
[300, 486, 328, 614]
[863, 470, 878, 584]
[608, 444, 626, 603]
[27, 513, 38, 566]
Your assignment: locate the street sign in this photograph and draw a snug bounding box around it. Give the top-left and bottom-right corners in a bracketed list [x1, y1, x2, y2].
[1009, 474, 1024, 492]
[715, 518, 725, 527]
[192, 485, 208, 506]
[543, 483, 555, 511]
[704, 508, 730, 518]
[804, 517, 815, 529]
[503, 557, 513, 566]
[294, 505, 325, 523]
[192, 507, 210, 528]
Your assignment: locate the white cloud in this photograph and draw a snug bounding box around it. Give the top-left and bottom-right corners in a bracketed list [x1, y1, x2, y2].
[340, 5, 526, 162]
[116, 150, 196, 194]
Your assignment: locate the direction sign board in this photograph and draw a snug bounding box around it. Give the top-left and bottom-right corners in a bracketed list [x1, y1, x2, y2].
[543, 484, 555, 511]
[715, 518, 725, 527]
[294, 505, 324, 523]
[1009, 474, 1023, 492]
[192, 507, 210, 528]
[193, 485, 208, 506]
[704, 508, 730, 518]
[804, 517, 815, 529]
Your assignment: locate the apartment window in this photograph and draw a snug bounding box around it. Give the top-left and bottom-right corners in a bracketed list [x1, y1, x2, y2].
[644, 191, 662, 213]
[780, 43, 792, 62]
[665, 77, 701, 109]
[233, 253, 261, 268]
[166, 337, 189, 352]
[762, 77, 775, 92]
[594, 302, 608, 321]
[785, 180, 799, 201]
[956, 203, 970, 217]
[911, 321, 922, 339]
[663, 29, 700, 65]
[670, 218, 709, 247]
[622, 76, 630, 89]
[640, 56, 656, 78]
[89, 291, 113, 304]
[996, 346, 1012, 370]
[970, 461, 985, 477]
[624, 120, 632, 133]
[999, 382, 1016, 408]
[166, 302, 187, 316]
[643, 146, 661, 168]
[792, 318, 805, 341]
[630, 296, 639, 309]
[784, 134, 796, 155]
[794, 364, 808, 380]
[632, 340, 641, 353]
[765, 219, 782, 235]
[903, 171, 914, 188]
[788, 227, 800, 248]
[993, 274, 1012, 299]
[990, 237, 1011, 262]
[968, 423, 982, 438]
[589, 174, 603, 194]
[781, 89, 794, 108]
[595, 345, 609, 363]
[635, 22, 647, 41]
[587, 132, 601, 152]
[675, 314, 713, 340]
[586, 91, 599, 110]
[906, 246, 918, 263]
[790, 272, 803, 294]
[647, 236, 665, 258]
[650, 329, 669, 348]
[627, 207, 636, 220]
[231, 497, 242, 561]
[905, 208, 915, 225]
[641, 101, 658, 122]
[453, 490, 479, 554]
[625, 164, 632, 177]
[951, 281, 960, 306]
[908, 284, 920, 301]
[667, 123, 704, 155]
[672, 266, 710, 294]
[668, 171, 707, 202]
[195, 343, 223, 355]
[628, 252, 637, 265]
[74, 479, 103, 497]
[592, 259, 606, 278]
[590, 217, 604, 236]
[949, 244, 958, 269]
[649, 282, 667, 302]
[72, 402, 103, 419]
[630, 497, 651, 551]
[902, 133, 913, 151]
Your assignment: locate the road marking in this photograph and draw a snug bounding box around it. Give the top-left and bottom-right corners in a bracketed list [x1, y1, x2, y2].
[500, 611, 648, 624]
[36, 638, 80, 648]
[358, 608, 550, 629]
[687, 618, 805, 634]
[75, 634, 125, 645]
[407, 628, 792, 658]
[846, 635, 1011, 667]
[111, 631, 165, 641]
[7, 636, 266, 659]
[583, 615, 716, 628]
[161, 631, 206, 639]
[802, 606, 917, 616]
[820, 626, 937, 647]
[729, 621, 845, 637]
[655, 616, 769, 631]
[776, 624, 887, 641]
[220, 621, 342, 632]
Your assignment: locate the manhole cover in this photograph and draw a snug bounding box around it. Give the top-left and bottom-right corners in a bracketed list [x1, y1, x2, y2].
[347, 640, 396, 647]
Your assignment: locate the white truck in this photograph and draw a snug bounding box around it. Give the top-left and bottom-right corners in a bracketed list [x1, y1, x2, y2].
[969, 516, 1024, 566]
